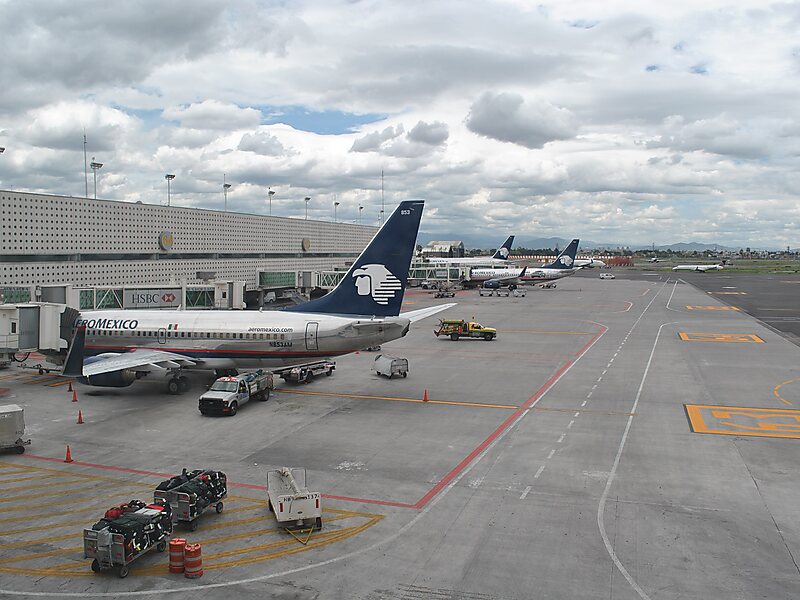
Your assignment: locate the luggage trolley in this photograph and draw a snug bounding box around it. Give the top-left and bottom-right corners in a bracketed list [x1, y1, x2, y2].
[84, 503, 172, 578]
[84, 528, 168, 578]
[154, 469, 227, 531]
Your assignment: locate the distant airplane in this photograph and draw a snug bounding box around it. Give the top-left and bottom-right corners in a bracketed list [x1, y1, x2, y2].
[64, 200, 454, 394]
[522, 239, 582, 284]
[427, 235, 515, 266]
[672, 263, 724, 272]
[573, 257, 606, 268]
[648, 257, 662, 263]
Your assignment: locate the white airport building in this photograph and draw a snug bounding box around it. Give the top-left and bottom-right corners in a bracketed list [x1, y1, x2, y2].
[0, 190, 377, 310]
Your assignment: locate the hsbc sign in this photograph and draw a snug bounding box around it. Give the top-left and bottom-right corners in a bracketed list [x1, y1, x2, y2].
[123, 288, 182, 309]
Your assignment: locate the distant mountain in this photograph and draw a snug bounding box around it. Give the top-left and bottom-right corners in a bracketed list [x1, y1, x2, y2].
[417, 232, 769, 252]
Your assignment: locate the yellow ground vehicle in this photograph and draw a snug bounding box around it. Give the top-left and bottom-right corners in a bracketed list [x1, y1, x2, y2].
[434, 319, 497, 341]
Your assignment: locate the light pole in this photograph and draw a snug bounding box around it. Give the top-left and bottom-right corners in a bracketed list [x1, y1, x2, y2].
[304, 196, 311, 220]
[268, 188, 275, 216]
[90, 158, 103, 199]
[358, 205, 363, 225]
[165, 174, 175, 206]
[223, 174, 231, 211]
[334, 201, 340, 222]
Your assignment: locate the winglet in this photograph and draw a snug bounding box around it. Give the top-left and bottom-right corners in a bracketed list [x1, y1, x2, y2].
[62, 326, 86, 378]
[288, 200, 425, 317]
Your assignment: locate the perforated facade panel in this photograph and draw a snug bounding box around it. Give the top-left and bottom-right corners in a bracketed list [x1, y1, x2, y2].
[0, 191, 377, 288]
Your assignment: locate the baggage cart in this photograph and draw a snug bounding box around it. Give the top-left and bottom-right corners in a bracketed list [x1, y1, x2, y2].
[84, 505, 171, 578]
[154, 469, 227, 531]
[266, 467, 322, 530]
[0, 404, 30, 454]
[373, 355, 408, 379]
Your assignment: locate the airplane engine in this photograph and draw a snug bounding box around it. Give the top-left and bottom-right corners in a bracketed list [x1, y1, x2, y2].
[80, 370, 138, 388]
[79, 354, 139, 387]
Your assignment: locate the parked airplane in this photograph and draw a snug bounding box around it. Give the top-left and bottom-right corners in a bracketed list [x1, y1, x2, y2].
[64, 200, 454, 393]
[521, 239, 582, 284]
[672, 263, 724, 272]
[573, 257, 606, 268]
[648, 257, 663, 263]
[426, 235, 515, 266]
[474, 266, 527, 289]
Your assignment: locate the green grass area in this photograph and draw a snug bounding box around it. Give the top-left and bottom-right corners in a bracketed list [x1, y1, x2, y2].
[632, 259, 800, 274]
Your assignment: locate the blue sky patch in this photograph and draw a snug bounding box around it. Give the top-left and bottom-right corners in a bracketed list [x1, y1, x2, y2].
[258, 106, 387, 134]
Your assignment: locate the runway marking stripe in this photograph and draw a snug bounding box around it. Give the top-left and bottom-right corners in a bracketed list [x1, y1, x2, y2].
[686, 305, 741, 311]
[678, 332, 765, 343]
[275, 388, 518, 410]
[709, 291, 747, 295]
[46, 378, 74, 387]
[495, 330, 593, 335]
[685, 404, 800, 439]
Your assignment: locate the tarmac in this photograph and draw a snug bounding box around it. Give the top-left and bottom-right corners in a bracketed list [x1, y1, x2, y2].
[1, 271, 800, 599]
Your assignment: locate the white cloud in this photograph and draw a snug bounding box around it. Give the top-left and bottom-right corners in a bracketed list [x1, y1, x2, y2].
[1, 0, 799, 247]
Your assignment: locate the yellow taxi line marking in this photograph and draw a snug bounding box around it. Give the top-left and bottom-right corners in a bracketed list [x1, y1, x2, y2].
[46, 378, 73, 387]
[686, 305, 741, 311]
[773, 378, 800, 407]
[678, 332, 764, 343]
[0, 477, 89, 492]
[0, 532, 77, 551]
[275, 387, 518, 410]
[23, 376, 62, 385]
[0, 472, 66, 484]
[1, 485, 140, 503]
[495, 330, 593, 335]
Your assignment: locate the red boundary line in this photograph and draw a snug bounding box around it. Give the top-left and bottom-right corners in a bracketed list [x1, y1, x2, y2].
[21, 325, 605, 511]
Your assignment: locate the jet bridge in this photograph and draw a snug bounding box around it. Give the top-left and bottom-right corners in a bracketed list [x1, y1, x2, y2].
[0, 303, 79, 368]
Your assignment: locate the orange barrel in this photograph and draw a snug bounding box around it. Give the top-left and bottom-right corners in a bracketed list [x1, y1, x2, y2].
[184, 543, 203, 579]
[168, 538, 186, 573]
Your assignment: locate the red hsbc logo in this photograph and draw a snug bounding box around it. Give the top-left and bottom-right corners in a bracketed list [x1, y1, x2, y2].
[162, 293, 176, 302]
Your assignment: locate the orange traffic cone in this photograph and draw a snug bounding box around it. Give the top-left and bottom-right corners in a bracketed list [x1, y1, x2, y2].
[67, 380, 73, 392]
[72, 389, 78, 402]
[423, 389, 429, 402]
[64, 445, 73, 463]
[77, 410, 84, 424]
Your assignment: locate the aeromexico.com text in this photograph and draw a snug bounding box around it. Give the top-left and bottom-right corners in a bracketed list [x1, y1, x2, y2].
[74, 318, 139, 330]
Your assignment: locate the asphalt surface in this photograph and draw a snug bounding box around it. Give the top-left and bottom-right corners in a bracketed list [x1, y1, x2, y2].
[1, 273, 800, 599]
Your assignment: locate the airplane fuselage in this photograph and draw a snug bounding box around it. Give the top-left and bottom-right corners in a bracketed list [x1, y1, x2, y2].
[671, 265, 723, 272]
[521, 268, 579, 283]
[75, 309, 409, 371]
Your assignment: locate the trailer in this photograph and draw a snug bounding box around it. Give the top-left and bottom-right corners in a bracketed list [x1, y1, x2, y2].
[279, 360, 335, 384]
[0, 404, 30, 454]
[373, 355, 408, 378]
[154, 469, 227, 531]
[266, 467, 322, 530]
[84, 502, 172, 578]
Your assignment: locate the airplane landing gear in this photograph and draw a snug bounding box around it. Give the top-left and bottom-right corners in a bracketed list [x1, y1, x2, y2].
[167, 373, 190, 395]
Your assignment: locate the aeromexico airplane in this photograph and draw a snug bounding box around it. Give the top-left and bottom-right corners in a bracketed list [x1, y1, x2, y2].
[64, 200, 454, 394]
[521, 239, 582, 284]
[426, 235, 515, 266]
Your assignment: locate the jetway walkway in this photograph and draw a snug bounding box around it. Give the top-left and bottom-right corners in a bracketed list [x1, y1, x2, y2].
[0, 303, 77, 368]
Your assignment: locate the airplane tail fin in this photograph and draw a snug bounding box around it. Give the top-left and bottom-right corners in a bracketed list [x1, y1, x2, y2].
[548, 239, 580, 269]
[288, 200, 424, 317]
[490, 235, 515, 260]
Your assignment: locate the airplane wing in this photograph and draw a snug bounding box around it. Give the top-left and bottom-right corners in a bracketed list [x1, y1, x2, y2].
[400, 303, 457, 323]
[83, 349, 200, 377]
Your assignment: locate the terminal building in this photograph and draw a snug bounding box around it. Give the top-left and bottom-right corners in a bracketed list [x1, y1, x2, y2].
[0, 190, 377, 310]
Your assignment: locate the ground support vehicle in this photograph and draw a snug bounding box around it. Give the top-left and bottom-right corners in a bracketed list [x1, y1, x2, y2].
[279, 360, 335, 384]
[599, 273, 616, 279]
[154, 469, 227, 531]
[267, 467, 322, 531]
[0, 404, 30, 454]
[84, 501, 172, 578]
[434, 289, 456, 298]
[512, 287, 527, 297]
[373, 355, 409, 378]
[434, 319, 497, 341]
[496, 287, 510, 297]
[199, 370, 273, 416]
[539, 282, 557, 289]
[479, 287, 495, 297]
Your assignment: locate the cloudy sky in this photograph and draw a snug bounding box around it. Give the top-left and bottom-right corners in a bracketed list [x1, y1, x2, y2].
[1, 0, 799, 248]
